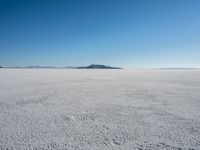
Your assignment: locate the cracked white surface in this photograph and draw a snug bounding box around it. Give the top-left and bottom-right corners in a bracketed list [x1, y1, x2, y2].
[0, 69, 200, 149]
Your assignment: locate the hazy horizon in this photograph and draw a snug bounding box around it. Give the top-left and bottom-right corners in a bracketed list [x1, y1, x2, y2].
[1, 65, 200, 69]
[0, 0, 200, 68]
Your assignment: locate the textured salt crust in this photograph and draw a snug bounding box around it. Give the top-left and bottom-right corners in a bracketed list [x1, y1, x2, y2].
[0, 69, 200, 150]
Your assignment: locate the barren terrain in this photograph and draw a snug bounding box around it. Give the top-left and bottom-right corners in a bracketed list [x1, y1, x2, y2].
[0, 69, 200, 150]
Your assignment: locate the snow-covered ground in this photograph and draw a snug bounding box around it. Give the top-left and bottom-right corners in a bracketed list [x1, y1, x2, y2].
[0, 69, 200, 150]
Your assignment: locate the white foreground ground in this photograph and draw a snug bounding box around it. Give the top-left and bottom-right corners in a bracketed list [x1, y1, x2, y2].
[0, 69, 200, 150]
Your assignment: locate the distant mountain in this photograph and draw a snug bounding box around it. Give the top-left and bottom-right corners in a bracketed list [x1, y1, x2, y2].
[26, 66, 78, 69]
[26, 66, 57, 69]
[77, 64, 122, 69]
[0, 65, 122, 69]
[65, 66, 78, 69]
[2, 66, 60, 69]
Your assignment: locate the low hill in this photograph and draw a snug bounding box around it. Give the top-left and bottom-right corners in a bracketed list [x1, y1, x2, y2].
[77, 64, 122, 69]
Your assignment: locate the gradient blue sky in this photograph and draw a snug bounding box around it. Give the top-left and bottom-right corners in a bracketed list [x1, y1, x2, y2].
[0, 0, 200, 68]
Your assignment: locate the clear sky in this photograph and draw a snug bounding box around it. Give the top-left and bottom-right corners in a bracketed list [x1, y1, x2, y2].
[0, 0, 200, 68]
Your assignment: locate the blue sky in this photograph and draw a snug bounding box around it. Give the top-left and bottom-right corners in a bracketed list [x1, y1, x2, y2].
[0, 0, 200, 68]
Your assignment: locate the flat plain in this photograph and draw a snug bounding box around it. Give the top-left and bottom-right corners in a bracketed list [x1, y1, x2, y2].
[0, 69, 200, 150]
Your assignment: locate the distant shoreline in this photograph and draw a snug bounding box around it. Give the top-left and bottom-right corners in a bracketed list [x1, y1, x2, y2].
[0, 64, 123, 69]
[1, 67, 200, 70]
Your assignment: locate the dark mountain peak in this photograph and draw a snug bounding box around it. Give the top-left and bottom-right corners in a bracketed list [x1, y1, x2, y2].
[77, 64, 122, 69]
